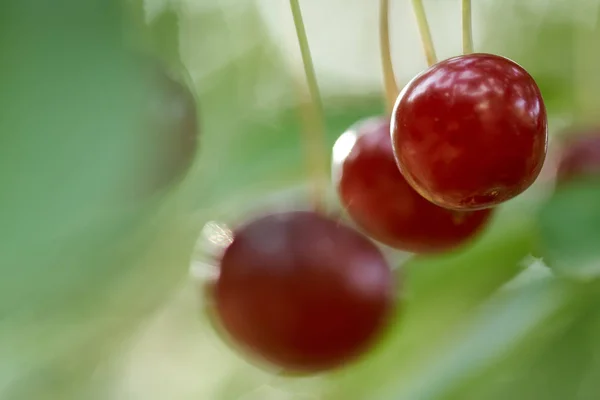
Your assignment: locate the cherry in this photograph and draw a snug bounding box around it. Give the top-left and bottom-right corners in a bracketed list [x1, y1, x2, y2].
[391, 53, 548, 211]
[334, 117, 492, 253]
[213, 211, 394, 372]
[128, 59, 199, 198]
[555, 129, 600, 184]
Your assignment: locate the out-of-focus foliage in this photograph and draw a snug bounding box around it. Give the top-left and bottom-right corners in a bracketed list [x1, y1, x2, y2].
[0, 1, 195, 399]
[539, 180, 600, 280]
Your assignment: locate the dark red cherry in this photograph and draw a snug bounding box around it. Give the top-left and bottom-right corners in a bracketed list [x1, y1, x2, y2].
[333, 117, 492, 253]
[214, 211, 394, 372]
[556, 129, 600, 184]
[391, 53, 548, 210]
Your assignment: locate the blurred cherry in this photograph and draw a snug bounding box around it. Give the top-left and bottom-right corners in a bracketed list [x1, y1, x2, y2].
[126, 58, 199, 199]
[556, 129, 600, 184]
[213, 211, 394, 373]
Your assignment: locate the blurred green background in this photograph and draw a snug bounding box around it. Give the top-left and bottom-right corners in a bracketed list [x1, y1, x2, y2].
[2, 0, 600, 399]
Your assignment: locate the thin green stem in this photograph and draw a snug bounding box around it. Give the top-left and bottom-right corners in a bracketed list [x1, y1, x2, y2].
[380, 0, 399, 114]
[461, 0, 474, 54]
[411, 0, 437, 66]
[289, 0, 328, 213]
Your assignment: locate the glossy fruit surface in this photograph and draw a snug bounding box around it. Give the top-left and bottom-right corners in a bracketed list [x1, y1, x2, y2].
[214, 211, 394, 372]
[334, 117, 492, 253]
[391, 53, 548, 210]
[556, 130, 600, 183]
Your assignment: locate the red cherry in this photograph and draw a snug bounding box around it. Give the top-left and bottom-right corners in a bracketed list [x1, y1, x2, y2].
[391, 53, 548, 210]
[333, 117, 492, 253]
[214, 211, 394, 372]
[556, 129, 600, 184]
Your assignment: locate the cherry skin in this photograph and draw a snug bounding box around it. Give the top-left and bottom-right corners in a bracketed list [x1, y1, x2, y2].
[213, 211, 394, 373]
[555, 129, 600, 184]
[333, 117, 492, 253]
[391, 53, 548, 211]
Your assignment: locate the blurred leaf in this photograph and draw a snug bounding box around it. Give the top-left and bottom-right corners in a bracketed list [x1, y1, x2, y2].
[374, 277, 582, 400]
[539, 179, 600, 280]
[0, 1, 197, 398]
[0, 0, 146, 314]
[446, 292, 600, 400]
[325, 204, 538, 399]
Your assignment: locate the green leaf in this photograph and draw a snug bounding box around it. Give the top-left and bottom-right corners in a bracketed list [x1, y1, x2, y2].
[539, 179, 600, 280]
[447, 293, 600, 400]
[373, 278, 581, 400]
[325, 205, 538, 399]
[0, 2, 195, 398]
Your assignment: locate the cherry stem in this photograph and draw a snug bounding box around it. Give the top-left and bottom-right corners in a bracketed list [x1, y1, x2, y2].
[289, 0, 329, 213]
[461, 0, 474, 54]
[411, 0, 437, 67]
[380, 0, 399, 114]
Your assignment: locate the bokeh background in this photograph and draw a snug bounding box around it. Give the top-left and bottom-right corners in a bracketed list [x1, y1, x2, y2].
[2, 0, 600, 399]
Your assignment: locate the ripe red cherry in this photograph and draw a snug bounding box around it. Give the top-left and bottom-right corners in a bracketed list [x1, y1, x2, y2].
[333, 117, 492, 253]
[214, 211, 394, 372]
[391, 53, 548, 210]
[556, 129, 600, 184]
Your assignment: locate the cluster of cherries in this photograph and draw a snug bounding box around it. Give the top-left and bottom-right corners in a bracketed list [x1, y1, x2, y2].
[146, 38, 600, 373]
[150, 39, 600, 374]
[144, 1, 600, 378]
[205, 3, 552, 374]
[127, 0, 600, 380]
